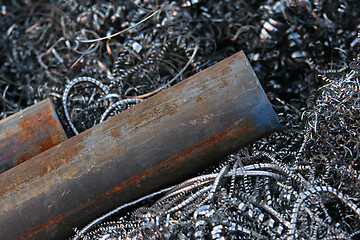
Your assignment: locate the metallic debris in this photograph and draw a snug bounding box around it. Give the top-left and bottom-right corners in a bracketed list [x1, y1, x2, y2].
[1, 0, 360, 239]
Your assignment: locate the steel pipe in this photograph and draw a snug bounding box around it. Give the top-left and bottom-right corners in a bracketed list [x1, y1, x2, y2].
[0, 99, 67, 173]
[0, 51, 281, 239]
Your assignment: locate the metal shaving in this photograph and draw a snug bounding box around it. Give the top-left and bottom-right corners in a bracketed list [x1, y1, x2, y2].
[1, 0, 360, 239]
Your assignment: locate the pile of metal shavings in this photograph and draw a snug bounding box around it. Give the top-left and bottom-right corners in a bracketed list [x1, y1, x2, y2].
[0, 0, 360, 239]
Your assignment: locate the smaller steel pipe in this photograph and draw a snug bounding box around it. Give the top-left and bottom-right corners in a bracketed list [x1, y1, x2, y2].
[0, 99, 67, 173]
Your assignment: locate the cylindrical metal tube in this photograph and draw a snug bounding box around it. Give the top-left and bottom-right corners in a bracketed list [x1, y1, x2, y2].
[0, 51, 281, 239]
[0, 98, 67, 173]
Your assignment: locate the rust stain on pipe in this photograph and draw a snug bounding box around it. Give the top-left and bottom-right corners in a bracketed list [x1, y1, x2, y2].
[0, 51, 281, 239]
[0, 99, 67, 173]
[15, 214, 67, 240]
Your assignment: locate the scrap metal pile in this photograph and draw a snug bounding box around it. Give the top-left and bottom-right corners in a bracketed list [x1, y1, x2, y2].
[1, 0, 360, 239]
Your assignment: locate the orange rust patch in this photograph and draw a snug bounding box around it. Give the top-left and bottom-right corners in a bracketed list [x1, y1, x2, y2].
[13, 105, 66, 166]
[14, 214, 66, 240]
[14, 133, 63, 166]
[14, 151, 30, 166]
[4, 130, 10, 138]
[0, 99, 67, 173]
[109, 127, 121, 139]
[0, 123, 84, 197]
[196, 95, 204, 102]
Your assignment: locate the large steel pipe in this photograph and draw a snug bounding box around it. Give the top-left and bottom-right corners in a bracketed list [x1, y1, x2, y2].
[0, 51, 281, 239]
[0, 99, 67, 173]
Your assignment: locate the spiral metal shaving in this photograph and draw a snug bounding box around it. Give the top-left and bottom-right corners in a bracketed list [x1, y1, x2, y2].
[1, 0, 360, 239]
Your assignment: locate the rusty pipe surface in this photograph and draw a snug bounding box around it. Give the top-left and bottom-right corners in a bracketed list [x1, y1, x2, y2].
[0, 98, 67, 173]
[0, 51, 281, 240]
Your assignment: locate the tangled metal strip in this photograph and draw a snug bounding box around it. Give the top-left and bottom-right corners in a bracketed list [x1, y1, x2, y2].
[62, 76, 110, 135]
[288, 186, 360, 240]
[72, 186, 175, 240]
[100, 98, 142, 123]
